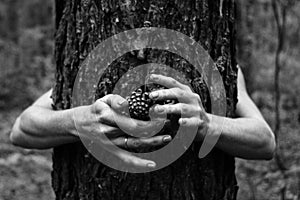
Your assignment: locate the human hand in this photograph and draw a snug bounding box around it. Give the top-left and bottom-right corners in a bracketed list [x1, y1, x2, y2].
[72, 94, 171, 168]
[148, 74, 211, 141]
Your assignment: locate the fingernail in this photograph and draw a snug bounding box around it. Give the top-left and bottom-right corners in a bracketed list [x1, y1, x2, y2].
[118, 99, 127, 105]
[150, 92, 158, 99]
[180, 119, 187, 125]
[150, 74, 159, 80]
[147, 162, 156, 168]
[163, 136, 172, 142]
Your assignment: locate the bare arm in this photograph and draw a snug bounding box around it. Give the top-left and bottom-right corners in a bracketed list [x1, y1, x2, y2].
[10, 89, 173, 168]
[10, 89, 79, 149]
[10, 89, 170, 149]
[209, 67, 276, 159]
[148, 70, 276, 160]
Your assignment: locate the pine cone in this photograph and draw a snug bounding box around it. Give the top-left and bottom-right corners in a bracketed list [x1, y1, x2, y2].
[127, 84, 175, 121]
[128, 88, 153, 120]
[126, 84, 180, 153]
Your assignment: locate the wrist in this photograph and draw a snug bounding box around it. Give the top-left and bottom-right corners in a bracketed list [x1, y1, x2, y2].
[208, 114, 225, 134]
[64, 108, 80, 138]
[207, 114, 216, 133]
[196, 114, 221, 142]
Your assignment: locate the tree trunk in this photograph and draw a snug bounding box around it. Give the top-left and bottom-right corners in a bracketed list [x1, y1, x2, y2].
[51, 0, 238, 199]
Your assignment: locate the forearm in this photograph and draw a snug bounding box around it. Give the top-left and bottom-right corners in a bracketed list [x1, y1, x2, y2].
[205, 114, 276, 160]
[10, 106, 79, 149]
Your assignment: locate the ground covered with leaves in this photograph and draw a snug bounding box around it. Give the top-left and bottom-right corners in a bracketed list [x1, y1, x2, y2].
[0, 111, 54, 200]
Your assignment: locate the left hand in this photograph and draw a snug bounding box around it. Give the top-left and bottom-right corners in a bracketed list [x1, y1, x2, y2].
[148, 74, 211, 141]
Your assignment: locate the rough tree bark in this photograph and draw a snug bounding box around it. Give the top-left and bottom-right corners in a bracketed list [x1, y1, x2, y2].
[51, 0, 238, 199]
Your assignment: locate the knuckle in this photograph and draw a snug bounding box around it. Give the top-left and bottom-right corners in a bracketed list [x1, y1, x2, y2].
[97, 109, 109, 122]
[171, 78, 177, 85]
[193, 93, 201, 102]
[171, 87, 178, 94]
[142, 138, 152, 146]
[180, 104, 189, 114]
[110, 94, 121, 102]
[164, 105, 171, 113]
[161, 90, 167, 98]
[197, 119, 204, 127]
[105, 94, 114, 98]
[105, 94, 114, 103]
[113, 94, 123, 102]
[97, 114, 105, 123]
[195, 106, 202, 114]
[154, 74, 161, 81]
[133, 139, 141, 148]
[152, 138, 160, 145]
[93, 100, 103, 111]
[95, 98, 103, 104]
[182, 85, 191, 91]
[174, 87, 181, 94]
[172, 105, 177, 113]
[174, 88, 184, 97]
[169, 105, 175, 113]
[179, 90, 186, 97]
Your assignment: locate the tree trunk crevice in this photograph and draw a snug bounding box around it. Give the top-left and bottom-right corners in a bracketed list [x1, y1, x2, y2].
[52, 0, 238, 199]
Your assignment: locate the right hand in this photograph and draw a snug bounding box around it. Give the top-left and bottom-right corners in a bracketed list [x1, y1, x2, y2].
[72, 94, 171, 169]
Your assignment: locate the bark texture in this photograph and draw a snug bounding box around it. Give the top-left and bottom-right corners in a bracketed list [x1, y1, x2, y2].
[51, 0, 238, 199]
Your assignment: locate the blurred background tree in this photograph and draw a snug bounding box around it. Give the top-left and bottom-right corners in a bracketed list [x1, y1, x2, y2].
[235, 0, 300, 200]
[0, 0, 299, 199]
[0, 0, 55, 199]
[0, 0, 54, 111]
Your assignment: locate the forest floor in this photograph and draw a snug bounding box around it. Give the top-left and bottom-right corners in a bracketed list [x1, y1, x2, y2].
[0, 110, 54, 200]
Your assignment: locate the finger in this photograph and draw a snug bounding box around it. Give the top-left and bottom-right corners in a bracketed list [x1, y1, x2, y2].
[149, 74, 191, 91]
[113, 135, 172, 149]
[94, 104, 167, 138]
[101, 124, 125, 139]
[179, 117, 204, 128]
[149, 88, 188, 103]
[153, 103, 201, 117]
[100, 94, 128, 110]
[113, 115, 167, 138]
[97, 140, 157, 168]
[116, 151, 156, 168]
[128, 135, 172, 148]
[151, 89, 204, 107]
[92, 98, 110, 114]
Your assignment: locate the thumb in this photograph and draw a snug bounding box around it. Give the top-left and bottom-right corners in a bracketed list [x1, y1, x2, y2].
[100, 94, 128, 110]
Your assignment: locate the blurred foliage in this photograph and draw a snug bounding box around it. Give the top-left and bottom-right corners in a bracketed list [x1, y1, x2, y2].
[0, 0, 299, 200]
[0, 0, 55, 199]
[0, 0, 54, 111]
[236, 0, 300, 200]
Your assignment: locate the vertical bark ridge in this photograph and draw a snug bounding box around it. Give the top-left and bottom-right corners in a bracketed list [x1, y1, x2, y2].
[52, 0, 238, 199]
